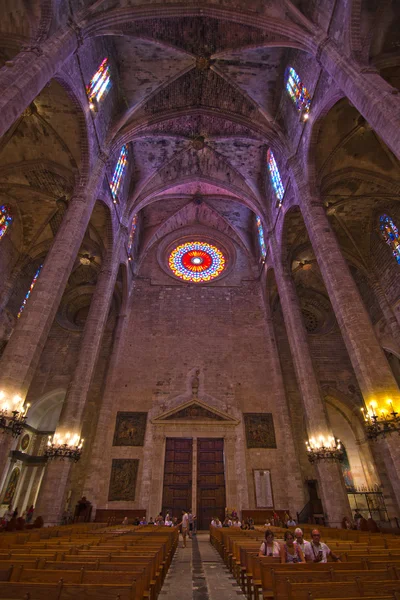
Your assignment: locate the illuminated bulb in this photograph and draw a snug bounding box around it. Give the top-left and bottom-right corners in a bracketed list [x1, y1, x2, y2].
[302, 112, 309, 122]
[128, 256, 132, 261]
[66, 432, 71, 440]
[0, 391, 4, 401]
[89, 102, 95, 111]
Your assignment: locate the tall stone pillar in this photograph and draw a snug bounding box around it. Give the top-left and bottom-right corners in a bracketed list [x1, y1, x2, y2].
[34, 230, 124, 525]
[317, 38, 400, 160]
[0, 28, 77, 137]
[0, 160, 106, 472]
[82, 293, 132, 510]
[260, 277, 306, 515]
[293, 174, 400, 509]
[268, 234, 351, 526]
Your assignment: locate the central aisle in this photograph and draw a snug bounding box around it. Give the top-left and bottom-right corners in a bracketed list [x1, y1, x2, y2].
[160, 532, 247, 600]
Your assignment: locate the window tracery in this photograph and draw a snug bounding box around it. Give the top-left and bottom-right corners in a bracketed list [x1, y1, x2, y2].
[87, 58, 111, 106]
[267, 149, 285, 203]
[285, 67, 311, 114]
[18, 266, 42, 318]
[256, 215, 266, 260]
[128, 214, 138, 256]
[379, 214, 400, 264]
[0, 205, 12, 240]
[110, 146, 128, 200]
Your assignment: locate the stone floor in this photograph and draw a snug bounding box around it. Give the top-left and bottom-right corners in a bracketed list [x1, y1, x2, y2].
[159, 532, 246, 600]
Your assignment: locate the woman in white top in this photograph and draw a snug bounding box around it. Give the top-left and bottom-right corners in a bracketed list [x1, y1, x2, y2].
[259, 530, 281, 557]
[232, 518, 241, 528]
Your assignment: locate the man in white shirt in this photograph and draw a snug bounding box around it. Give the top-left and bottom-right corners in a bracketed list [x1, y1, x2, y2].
[294, 528, 312, 561]
[308, 530, 341, 563]
[181, 510, 189, 547]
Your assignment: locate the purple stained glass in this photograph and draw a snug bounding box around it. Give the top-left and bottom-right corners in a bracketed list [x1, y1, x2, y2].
[256, 215, 266, 260]
[285, 67, 311, 114]
[18, 265, 43, 318]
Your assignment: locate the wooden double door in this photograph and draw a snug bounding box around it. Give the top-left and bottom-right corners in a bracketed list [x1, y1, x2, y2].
[161, 437, 226, 530]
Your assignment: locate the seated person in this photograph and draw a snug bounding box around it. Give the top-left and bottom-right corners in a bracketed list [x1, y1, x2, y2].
[222, 517, 231, 527]
[148, 517, 155, 525]
[281, 531, 305, 563]
[309, 529, 341, 563]
[287, 516, 297, 527]
[140, 516, 147, 525]
[122, 516, 129, 526]
[214, 518, 222, 528]
[294, 527, 312, 560]
[232, 517, 241, 528]
[165, 517, 173, 526]
[259, 529, 281, 557]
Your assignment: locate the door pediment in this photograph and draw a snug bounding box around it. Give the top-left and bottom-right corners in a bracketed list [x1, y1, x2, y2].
[152, 400, 239, 425]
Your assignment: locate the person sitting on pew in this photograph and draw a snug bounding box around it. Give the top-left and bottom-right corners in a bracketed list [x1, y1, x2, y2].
[287, 516, 297, 527]
[222, 517, 231, 527]
[232, 517, 241, 528]
[148, 517, 155, 525]
[294, 527, 312, 559]
[140, 516, 147, 525]
[122, 517, 129, 526]
[281, 531, 305, 563]
[165, 516, 173, 526]
[259, 529, 281, 557]
[309, 529, 341, 563]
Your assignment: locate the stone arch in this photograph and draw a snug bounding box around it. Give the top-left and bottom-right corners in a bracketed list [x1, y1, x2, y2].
[26, 388, 66, 432]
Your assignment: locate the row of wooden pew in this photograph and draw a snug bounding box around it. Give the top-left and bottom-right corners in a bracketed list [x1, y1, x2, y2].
[0, 522, 178, 599]
[210, 524, 400, 600]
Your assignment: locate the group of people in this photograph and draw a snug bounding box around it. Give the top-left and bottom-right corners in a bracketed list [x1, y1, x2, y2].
[264, 511, 297, 528]
[259, 528, 341, 564]
[212, 516, 255, 530]
[342, 510, 379, 532]
[1, 504, 35, 530]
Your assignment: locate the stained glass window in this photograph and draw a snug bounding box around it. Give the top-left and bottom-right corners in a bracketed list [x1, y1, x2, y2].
[380, 214, 400, 264]
[267, 149, 285, 203]
[128, 214, 138, 255]
[256, 215, 267, 260]
[169, 241, 225, 282]
[87, 58, 111, 105]
[110, 146, 128, 200]
[18, 265, 42, 318]
[285, 67, 311, 114]
[0, 205, 12, 241]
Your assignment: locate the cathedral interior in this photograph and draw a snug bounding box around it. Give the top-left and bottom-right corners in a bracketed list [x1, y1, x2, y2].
[0, 0, 400, 530]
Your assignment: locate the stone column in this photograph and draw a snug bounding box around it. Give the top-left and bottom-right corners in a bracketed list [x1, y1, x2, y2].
[292, 174, 400, 509]
[34, 230, 124, 525]
[82, 296, 132, 509]
[260, 277, 306, 515]
[318, 38, 400, 160]
[0, 28, 77, 138]
[268, 234, 351, 526]
[0, 160, 106, 472]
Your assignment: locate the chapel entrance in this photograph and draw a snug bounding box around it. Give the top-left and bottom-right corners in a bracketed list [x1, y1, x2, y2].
[162, 438, 193, 518]
[197, 438, 226, 530]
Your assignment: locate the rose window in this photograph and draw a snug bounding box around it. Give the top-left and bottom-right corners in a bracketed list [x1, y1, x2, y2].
[168, 241, 226, 282]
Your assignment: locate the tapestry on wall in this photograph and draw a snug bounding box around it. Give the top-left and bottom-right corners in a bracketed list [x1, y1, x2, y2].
[108, 459, 139, 501]
[113, 412, 147, 446]
[244, 413, 277, 448]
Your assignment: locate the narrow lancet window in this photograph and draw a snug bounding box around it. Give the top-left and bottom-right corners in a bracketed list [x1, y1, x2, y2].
[379, 214, 400, 264]
[18, 265, 42, 318]
[128, 214, 138, 256]
[0, 205, 12, 241]
[256, 215, 267, 260]
[267, 149, 285, 203]
[110, 146, 128, 200]
[87, 58, 111, 107]
[285, 67, 311, 114]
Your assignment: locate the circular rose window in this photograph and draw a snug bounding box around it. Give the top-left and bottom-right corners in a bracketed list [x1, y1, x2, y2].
[168, 241, 226, 282]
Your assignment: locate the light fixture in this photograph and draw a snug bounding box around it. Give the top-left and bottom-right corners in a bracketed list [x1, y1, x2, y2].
[0, 392, 30, 438]
[305, 435, 343, 463]
[361, 401, 400, 440]
[45, 432, 84, 462]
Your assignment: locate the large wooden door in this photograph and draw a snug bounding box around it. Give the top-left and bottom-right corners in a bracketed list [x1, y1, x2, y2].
[162, 438, 192, 519]
[197, 438, 226, 530]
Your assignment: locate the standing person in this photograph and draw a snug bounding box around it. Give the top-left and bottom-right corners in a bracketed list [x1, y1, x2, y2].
[12, 507, 18, 519]
[281, 530, 305, 563]
[259, 530, 281, 557]
[294, 528, 312, 561]
[309, 530, 341, 563]
[188, 510, 193, 539]
[181, 510, 189, 548]
[354, 509, 362, 529]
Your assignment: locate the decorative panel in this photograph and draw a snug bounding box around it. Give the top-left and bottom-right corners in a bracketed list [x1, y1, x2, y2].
[244, 413, 277, 448]
[113, 412, 147, 446]
[108, 459, 139, 501]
